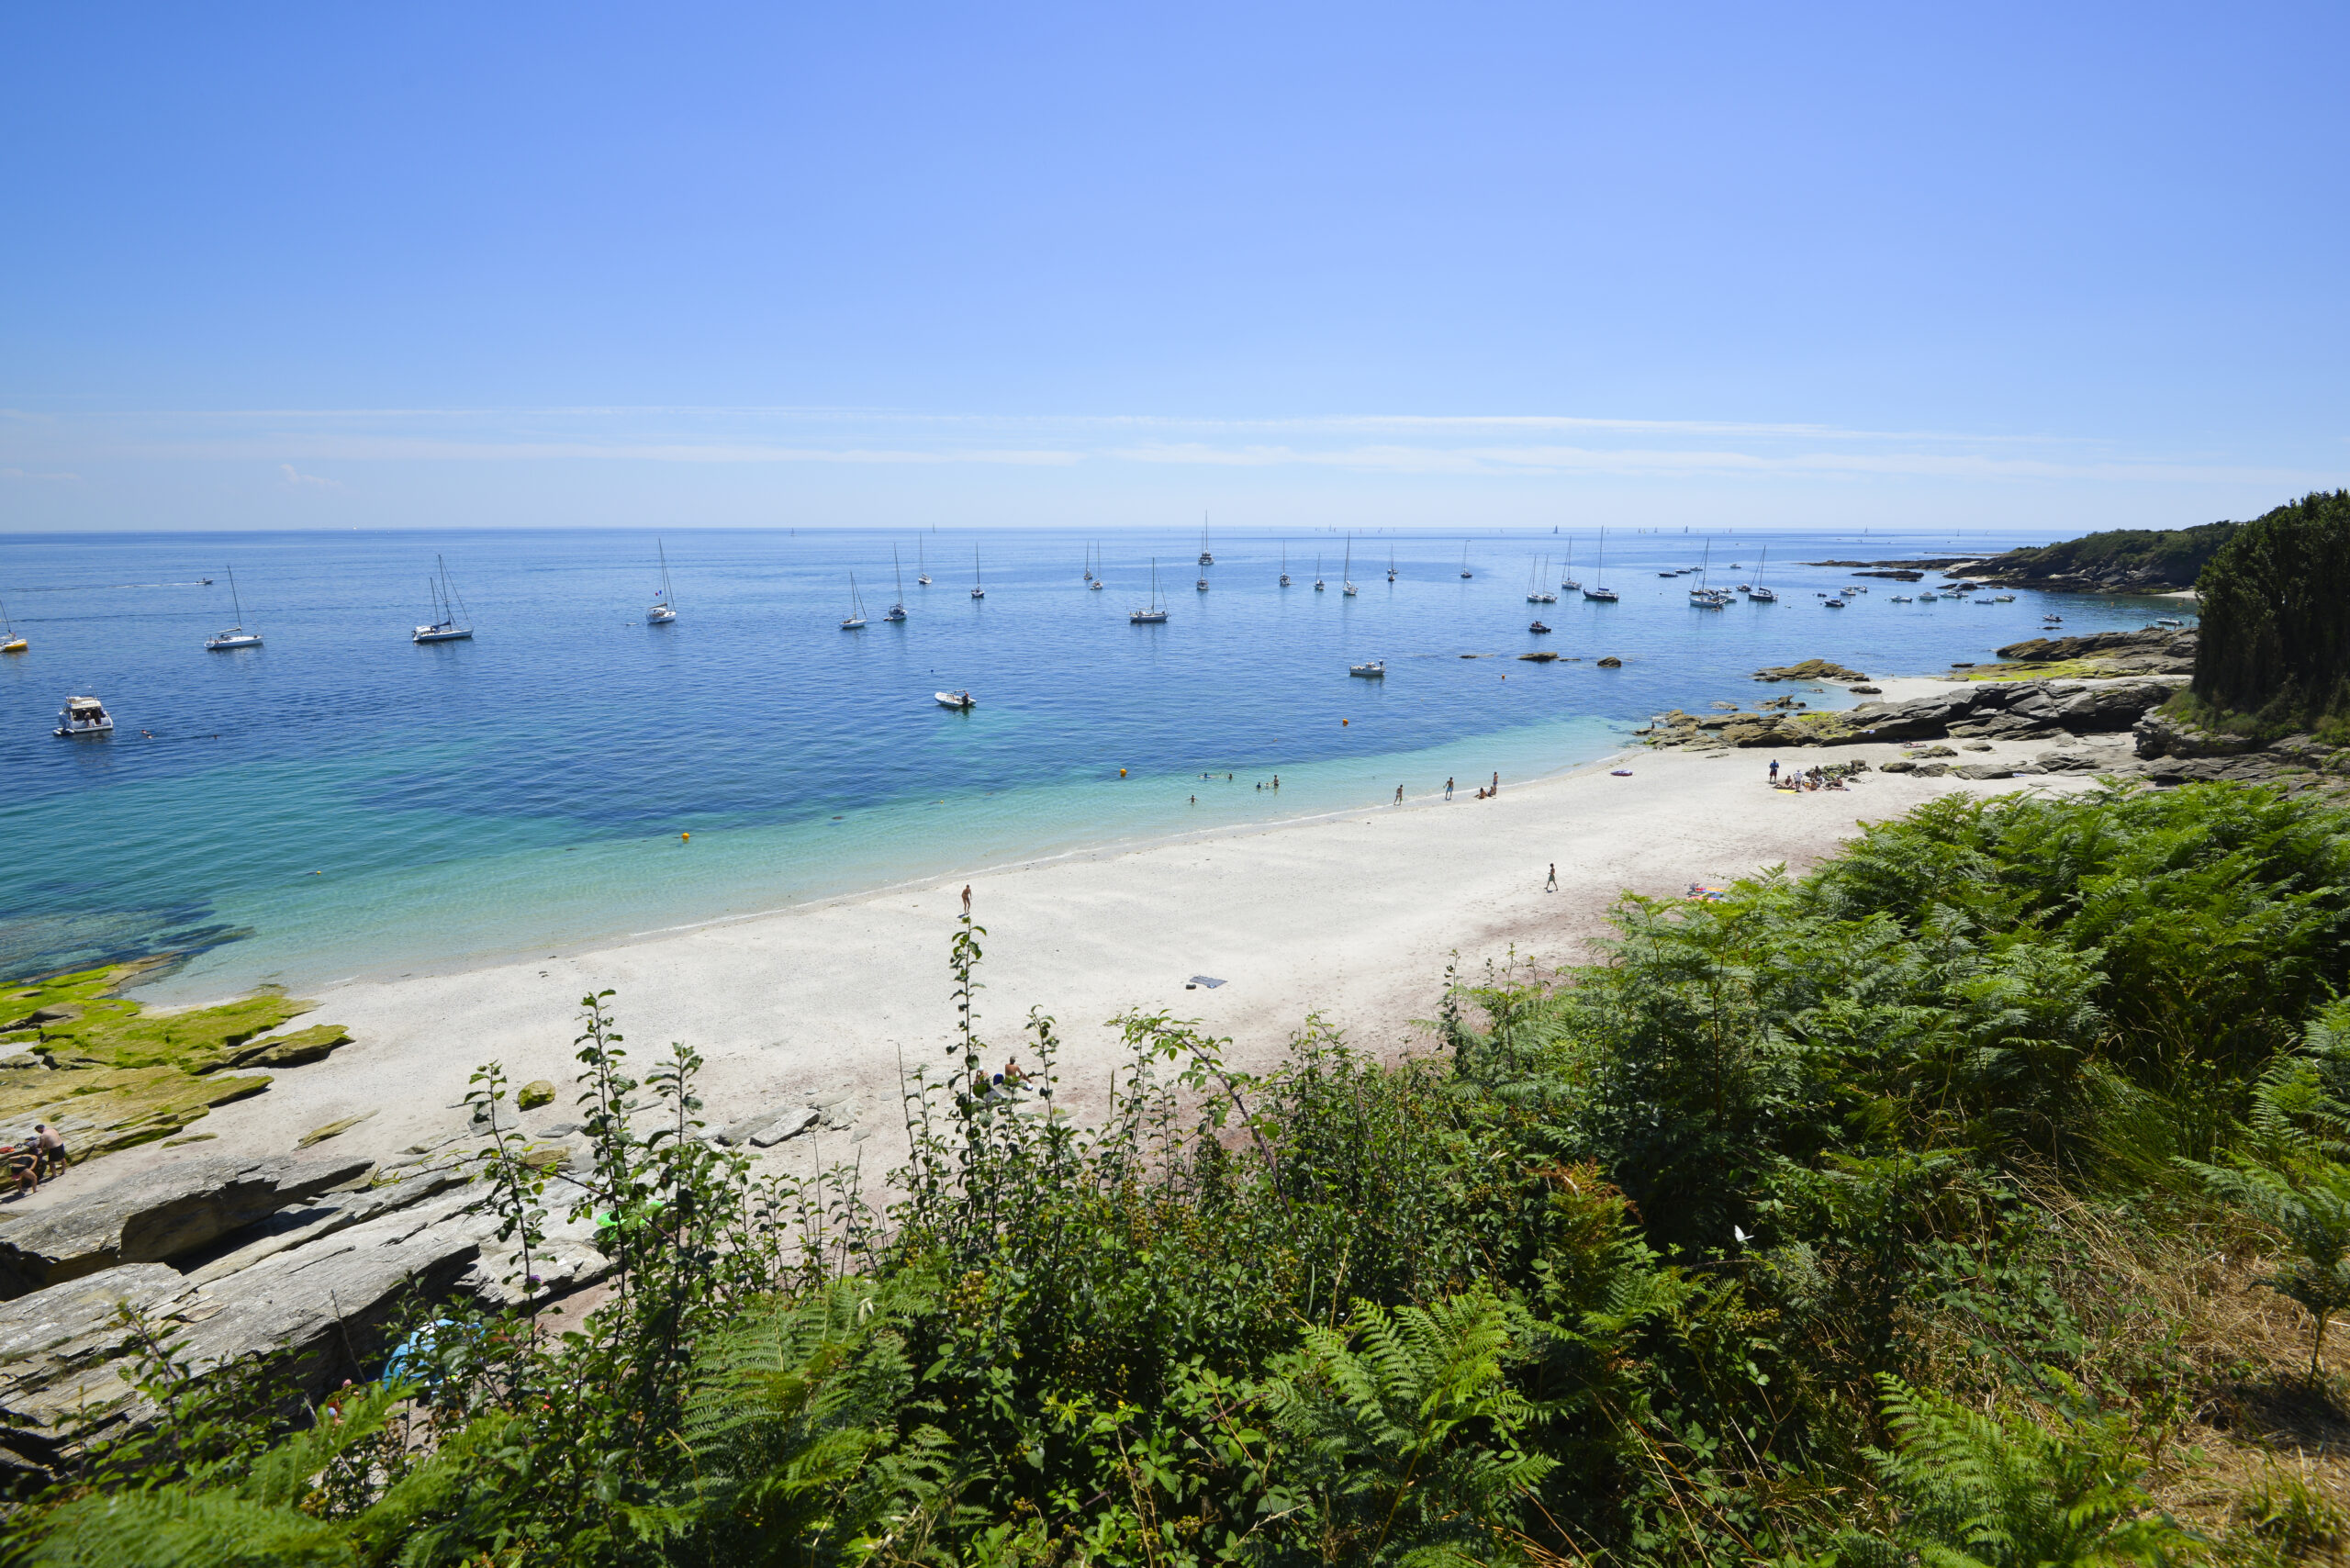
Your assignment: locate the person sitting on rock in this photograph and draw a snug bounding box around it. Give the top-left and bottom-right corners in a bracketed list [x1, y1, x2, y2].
[4, 1143, 37, 1199]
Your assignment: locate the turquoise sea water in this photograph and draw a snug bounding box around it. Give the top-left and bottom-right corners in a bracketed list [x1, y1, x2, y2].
[0, 527, 2188, 1000]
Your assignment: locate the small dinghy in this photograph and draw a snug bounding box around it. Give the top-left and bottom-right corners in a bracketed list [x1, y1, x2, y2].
[934, 689, 975, 710]
[1528, 621, 1551, 634]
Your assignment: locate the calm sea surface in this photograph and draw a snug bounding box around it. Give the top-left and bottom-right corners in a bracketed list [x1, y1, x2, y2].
[0, 527, 2188, 1000]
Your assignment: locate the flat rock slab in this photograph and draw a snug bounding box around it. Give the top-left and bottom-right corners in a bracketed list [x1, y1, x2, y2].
[0, 1150, 373, 1299]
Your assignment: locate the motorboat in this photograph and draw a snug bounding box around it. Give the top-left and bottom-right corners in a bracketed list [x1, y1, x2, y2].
[54, 695, 112, 736]
[1349, 660, 1385, 678]
[1891, 594, 1914, 603]
[647, 542, 677, 624]
[1918, 591, 1939, 602]
[842, 574, 868, 630]
[2155, 616, 2182, 627]
[1131, 558, 1170, 623]
[934, 690, 975, 710]
[1994, 594, 2016, 602]
[1528, 620, 1551, 634]
[1825, 598, 1846, 609]
[412, 554, 474, 643]
[206, 565, 263, 649]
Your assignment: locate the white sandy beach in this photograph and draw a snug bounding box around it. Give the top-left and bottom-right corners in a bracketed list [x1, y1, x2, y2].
[68, 707, 2127, 1186]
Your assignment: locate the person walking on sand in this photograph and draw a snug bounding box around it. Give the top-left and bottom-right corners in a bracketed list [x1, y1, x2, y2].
[1445, 777, 1454, 800]
[1545, 863, 1558, 891]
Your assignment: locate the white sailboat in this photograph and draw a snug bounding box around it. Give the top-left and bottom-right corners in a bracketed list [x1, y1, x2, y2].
[1561, 536, 1580, 591]
[1460, 541, 1473, 578]
[1386, 548, 1397, 583]
[1280, 544, 1292, 588]
[1131, 558, 1169, 623]
[1526, 556, 1555, 605]
[412, 554, 474, 643]
[1582, 528, 1618, 601]
[1197, 512, 1214, 566]
[206, 565, 263, 649]
[1089, 542, 1104, 589]
[1342, 537, 1357, 596]
[842, 574, 868, 630]
[916, 539, 932, 587]
[1314, 554, 1326, 591]
[646, 541, 677, 624]
[970, 548, 985, 599]
[1689, 542, 1725, 608]
[1747, 548, 1777, 602]
[1083, 542, 1093, 582]
[886, 547, 908, 622]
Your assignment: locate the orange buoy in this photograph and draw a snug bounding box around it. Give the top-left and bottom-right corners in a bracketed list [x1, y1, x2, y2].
[681, 832, 689, 843]
[1119, 767, 1127, 777]
[1342, 718, 1349, 726]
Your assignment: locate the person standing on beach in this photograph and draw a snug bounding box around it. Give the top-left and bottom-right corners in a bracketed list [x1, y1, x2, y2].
[1545, 863, 1558, 891]
[1394, 785, 1404, 804]
[1491, 771, 1499, 795]
[1445, 777, 1454, 800]
[1769, 759, 1779, 784]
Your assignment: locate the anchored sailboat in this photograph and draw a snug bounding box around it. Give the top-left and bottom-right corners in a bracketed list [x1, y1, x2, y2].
[886, 547, 908, 622]
[1561, 536, 1580, 591]
[842, 573, 868, 630]
[970, 548, 985, 599]
[1582, 529, 1618, 602]
[1131, 558, 1169, 623]
[1280, 543, 1292, 588]
[1746, 548, 1777, 602]
[916, 539, 932, 587]
[1314, 554, 1326, 591]
[1197, 512, 1214, 566]
[412, 554, 474, 643]
[1386, 548, 1397, 583]
[206, 565, 263, 649]
[1526, 556, 1555, 605]
[647, 542, 677, 624]
[1460, 541, 1472, 579]
[1342, 537, 1357, 596]
[0, 598, 22, 655]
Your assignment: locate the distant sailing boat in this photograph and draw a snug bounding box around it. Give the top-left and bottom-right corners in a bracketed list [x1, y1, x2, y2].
[1342, 537, 1358, 596]
[842, 573, 868, 630]
[970, 548, 985, 599]
[1083, 542, 1093, 581]
[0, 597, 22, 655]
[916, 539, 932, 586]
[1689, 542, 1725, 608]
[206, 565, 263, 649]
[1131, 558, 1169, 623]
[1460, 541, 1473, 579]
[886, 547, 908, 622]
[1198, 512, 1214, 566]
[1582, 528, 1618, 602]
[1089, 542, 1104, 589]
[412, 554, 474, 643]
[1280, 543, 1292, 588]
[646, 541, 677, 624]
[1561, 535, 1580, 591]
[1315, 554, 1326, 591]
[1747, 548, 1777, 602]
[1386, 548, 1397, 583]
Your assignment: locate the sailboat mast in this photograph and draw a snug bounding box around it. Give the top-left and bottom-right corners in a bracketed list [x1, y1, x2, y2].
[227, 566, 244, 625]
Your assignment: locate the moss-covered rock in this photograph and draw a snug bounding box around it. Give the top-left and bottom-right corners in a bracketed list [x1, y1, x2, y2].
[517, 1080, 557, 1111]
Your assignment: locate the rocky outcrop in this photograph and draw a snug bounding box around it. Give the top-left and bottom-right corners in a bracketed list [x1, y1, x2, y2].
[0, 1150, 374, 1298]
[1647, 678, 2181, 753]
[2132, 710, 2258, 760]
[1990, 627, 2198, 676]
[1753, 658, 1867, 683]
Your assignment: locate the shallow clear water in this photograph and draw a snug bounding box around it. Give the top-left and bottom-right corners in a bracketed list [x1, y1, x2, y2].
[0, 527, 2188, 998]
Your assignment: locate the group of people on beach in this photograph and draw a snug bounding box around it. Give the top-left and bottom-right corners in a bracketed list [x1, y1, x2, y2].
[4, 1125, 71, 1199]
[1768, 759, 1849, 792]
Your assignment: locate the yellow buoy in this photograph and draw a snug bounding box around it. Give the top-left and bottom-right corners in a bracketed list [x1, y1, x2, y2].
[681, 832, 690, 843]
[1118, 767, 1126, 777]
[1342, 718, 1349, 726]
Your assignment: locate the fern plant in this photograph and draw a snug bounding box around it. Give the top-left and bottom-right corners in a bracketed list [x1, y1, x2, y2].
[1864, 1373, 2190, 1568]
[1264, 1291, 1556, 1566]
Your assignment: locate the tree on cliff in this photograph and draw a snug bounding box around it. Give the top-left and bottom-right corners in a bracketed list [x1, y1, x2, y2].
[2194, 489, 2350, 731]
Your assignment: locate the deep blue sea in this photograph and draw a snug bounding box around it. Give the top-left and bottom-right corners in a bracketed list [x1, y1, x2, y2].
[0, 526, 2189, 1000]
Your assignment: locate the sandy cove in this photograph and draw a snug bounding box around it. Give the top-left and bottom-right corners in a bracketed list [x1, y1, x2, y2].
[87, 715, 2121, 1187]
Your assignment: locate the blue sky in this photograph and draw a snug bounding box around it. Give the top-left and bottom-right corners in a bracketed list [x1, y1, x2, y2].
[4, 3, 2344, 533]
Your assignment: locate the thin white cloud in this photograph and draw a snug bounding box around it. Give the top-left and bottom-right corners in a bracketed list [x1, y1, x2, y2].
[0, 465, 80, 481]
[277, 464, 342, 489]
